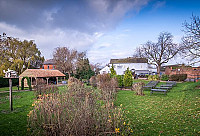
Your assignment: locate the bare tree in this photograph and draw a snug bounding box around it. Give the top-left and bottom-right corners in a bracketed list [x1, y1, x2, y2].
[53, 47, 85, 77]
[134, 32, 180, 75]
[182, 15, 200, 64]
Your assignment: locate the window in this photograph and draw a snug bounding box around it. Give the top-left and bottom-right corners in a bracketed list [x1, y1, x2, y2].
[48, 65, 49, 69]
[42, 66, 44, 69]
[117, 66, 122, 69]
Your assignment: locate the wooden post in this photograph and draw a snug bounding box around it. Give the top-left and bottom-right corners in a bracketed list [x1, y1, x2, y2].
[47, 78, 49, 85]
[56, 77, 58, 84]
[9, 78, 13, 111]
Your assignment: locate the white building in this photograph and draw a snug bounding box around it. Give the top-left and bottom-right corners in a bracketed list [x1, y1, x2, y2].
[99, 58, 157, 76]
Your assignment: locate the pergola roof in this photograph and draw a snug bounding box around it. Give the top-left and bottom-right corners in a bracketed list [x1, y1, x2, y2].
[19, 69, 65, 78]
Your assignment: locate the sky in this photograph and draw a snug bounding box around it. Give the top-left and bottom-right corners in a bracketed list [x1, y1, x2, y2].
[0, 0, 200, 66]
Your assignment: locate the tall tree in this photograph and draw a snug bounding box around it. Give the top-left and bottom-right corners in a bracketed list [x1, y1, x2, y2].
[134, 32, 180, 75]
[0, 33, 44, 76]
[182, 15, 200, 64]
[53, 47, 85, 77]
[75, 58, 95, 80]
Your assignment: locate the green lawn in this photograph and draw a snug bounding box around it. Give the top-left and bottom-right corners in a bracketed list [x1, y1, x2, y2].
[0, 83, 199, 135]
[115, 82, 200, 135]
[0, 91, 35, 136]
[0, 86, 30, 92]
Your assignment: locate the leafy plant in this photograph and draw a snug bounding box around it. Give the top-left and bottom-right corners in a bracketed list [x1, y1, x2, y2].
[161, 74, 169, 81]
[110, 64, 117, 77]
[123, 68, 133, 87]
[116, 75, 124, 87]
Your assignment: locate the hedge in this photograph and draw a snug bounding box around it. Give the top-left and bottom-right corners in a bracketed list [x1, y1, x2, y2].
[169, 74, 187, 81]
[0, 77, 19, 87]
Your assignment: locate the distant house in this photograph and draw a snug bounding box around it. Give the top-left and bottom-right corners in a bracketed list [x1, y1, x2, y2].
[165, 64, 200, 80]
[42, 59, 56, 70]
[99, 57, 157, 76]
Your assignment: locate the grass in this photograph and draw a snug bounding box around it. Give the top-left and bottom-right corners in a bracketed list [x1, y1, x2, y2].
[115, 82, 200, 135]
[0, 86, 29, 92]
[0, 91, 35, 136]
[0, 82, 199, 135]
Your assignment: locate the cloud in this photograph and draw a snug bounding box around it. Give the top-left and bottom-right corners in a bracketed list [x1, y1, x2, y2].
[152, 1, 166, 10]
[0, 0, 150, 62]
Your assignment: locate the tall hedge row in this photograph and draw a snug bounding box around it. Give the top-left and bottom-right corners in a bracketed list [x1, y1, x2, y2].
[0, 77, 19, 87]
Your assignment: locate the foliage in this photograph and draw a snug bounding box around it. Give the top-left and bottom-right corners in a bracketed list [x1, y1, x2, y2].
[110, 64, 117, 77]
[75, 58, 95, 80]
[182, 15, 200, 64]
[169, 74, 187, 81]
[33, 78, 58, 97]
[134, 32, 181, 75]
[116, 75, 124, 87]
[0, 77, 19, 87]
[28, 81, 132, 135]
[123, 68, 133, 87]
[53, 47, 85, 77]
[0, 33, 44, 76]
[148, 75, 159, 80]
[21, 77, 32, 90]
[89, 76, 97, 87]
[132, 82, 145, 95]
[161, 74, 169, 81]
[97, 74, 118, 101]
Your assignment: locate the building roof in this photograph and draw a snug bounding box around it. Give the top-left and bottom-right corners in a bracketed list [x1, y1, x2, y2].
[110, 57, 148, 64]
[43, 59, 55, 65]
[19, 69, 65, 77]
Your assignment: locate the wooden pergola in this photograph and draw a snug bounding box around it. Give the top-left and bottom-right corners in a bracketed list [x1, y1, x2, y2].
[19, 69, 66, 87]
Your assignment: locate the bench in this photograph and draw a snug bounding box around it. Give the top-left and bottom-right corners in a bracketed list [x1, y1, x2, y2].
[151, 89, 167, 95]
[160, 84, 173, 87]
[155, 86, 171, 90]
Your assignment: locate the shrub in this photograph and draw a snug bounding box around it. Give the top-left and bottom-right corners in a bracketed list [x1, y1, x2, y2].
[68, 77, 82, 88]
[89, 76, 97, 87]
[123, 68, 133, 87]
[28, 81, 133, 136]
[169, 74, 187, 81]
[0, 77, 19, 87]
[21, 76, 32, 90]
[97, 74, 118, 101]
[116, 75, 123, 87]
[161, 74, 169, 81]
[110, 64, 116, 77]
[148, 75, 159, 80]
[34, 78, 58, 98]
[132, 82, 145, 96]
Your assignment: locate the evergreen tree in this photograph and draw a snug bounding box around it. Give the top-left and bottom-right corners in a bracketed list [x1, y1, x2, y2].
[110, 64, 116, 77]
[75, 58, 95, 80]
[123, 67, 133, 87]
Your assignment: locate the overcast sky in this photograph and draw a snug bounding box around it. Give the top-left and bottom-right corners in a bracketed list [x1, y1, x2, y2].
[1, 0, 200, 66]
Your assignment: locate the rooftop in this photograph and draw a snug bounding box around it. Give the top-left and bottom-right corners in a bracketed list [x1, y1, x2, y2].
[19, 69, 65, 77]
[43, 59, 55, 65]
[110, 57, 148, 64]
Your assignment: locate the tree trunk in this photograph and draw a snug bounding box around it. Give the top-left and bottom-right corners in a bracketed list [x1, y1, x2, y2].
[157, 65, 161, 76]
[68, 72, 71, 78]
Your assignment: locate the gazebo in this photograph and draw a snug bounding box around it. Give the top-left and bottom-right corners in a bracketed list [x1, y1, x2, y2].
[19, 69, 66, 87]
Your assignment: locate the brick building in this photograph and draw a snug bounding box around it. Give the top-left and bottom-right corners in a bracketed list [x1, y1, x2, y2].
[42, 59, 56, 70]
[165, 65, 200, 80]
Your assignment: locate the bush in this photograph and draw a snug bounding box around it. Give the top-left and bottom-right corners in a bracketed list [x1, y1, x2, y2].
[169, 74, 187, 81]
[0, 77, 19, 87]
[132, 82, 145, 96]
[89, 76, 97, 87]
[97, 74, 118, 101]
[28, 80, 133, 136]
[68, 77, 82, 88]
[161, 74, 169, 81]
[116, 75, 123, 87]
[34, 78, 58, 98]
[148, 75, 159, 80]
[123, 68, 133, 87]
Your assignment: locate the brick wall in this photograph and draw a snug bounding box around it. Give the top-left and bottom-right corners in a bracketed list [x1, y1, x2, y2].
[165, 66, 200, 79]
